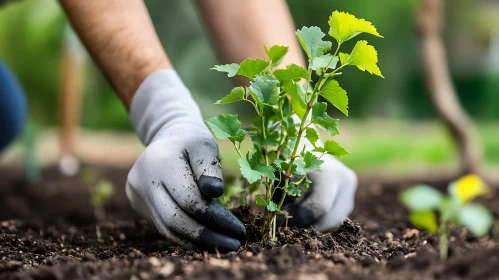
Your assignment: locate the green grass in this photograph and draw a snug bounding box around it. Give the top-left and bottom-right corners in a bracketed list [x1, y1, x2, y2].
[218, 121, 499, 176]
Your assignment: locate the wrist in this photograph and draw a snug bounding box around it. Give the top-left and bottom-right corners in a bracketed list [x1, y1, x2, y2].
[130, 69, 208, 145]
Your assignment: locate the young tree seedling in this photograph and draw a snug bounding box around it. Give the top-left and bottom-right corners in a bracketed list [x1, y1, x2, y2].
[400, 174, 493, 261]
[207, 11, 384, 240]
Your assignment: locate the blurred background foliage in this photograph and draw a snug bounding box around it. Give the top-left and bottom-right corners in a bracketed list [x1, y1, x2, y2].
[0, 0, 498, 170]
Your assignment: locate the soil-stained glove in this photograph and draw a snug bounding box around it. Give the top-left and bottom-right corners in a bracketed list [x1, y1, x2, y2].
[279, 125, 358, 232]
[126, 69, 245, 252]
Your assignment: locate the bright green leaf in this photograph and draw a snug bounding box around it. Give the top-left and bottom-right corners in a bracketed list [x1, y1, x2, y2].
[311, 102, 339, 136]
[236, 58, 270, 79]
[459, 204, 493, 237]
[296, 26, 332, 60]
[305, 128, 319, 147]
[265, 45, 289, 66]
[341, 40, 383, 78]
[314, 140, 349, 157]
[249, 75, 280, 106]
[267, 201, 278, 212]
[205, 114, 247, 143]
[274, 64, 309, 84]
[339, 52, 350, 65]
[255, 195, 267, 207]
[211, 63, 239, 77]
[215, 87, 245, 105]
[283, 82, 307, 119]
[400, 185, 443, 211]
[303, 151, 324, 172]
[320, 80, 349, 116]
[238, 157, 262, 184]
[310, 54, 339, 71]
[328, 11, 382, 44]
[410, 210, 438, 234]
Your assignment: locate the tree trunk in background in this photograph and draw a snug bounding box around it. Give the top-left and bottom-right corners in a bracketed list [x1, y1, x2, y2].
[416, 0, 482, 174]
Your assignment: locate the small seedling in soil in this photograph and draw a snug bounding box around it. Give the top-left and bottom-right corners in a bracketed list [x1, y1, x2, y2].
[81, 168, 115, 240]
[208, 11, 383, 240]
[400, 174, 493, 261]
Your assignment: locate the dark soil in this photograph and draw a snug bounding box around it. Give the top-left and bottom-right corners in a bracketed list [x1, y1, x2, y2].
[1, 166, 499, 280]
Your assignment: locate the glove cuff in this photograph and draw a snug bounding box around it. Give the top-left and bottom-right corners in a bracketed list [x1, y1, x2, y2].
[130, 69, 208, 145]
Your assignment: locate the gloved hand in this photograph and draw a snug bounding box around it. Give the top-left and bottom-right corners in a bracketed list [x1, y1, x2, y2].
[126, 69, 245, 252]
[279, 125, 358, 232]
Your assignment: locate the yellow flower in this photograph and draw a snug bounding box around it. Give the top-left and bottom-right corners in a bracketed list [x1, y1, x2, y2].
[453, 175, 488, 203]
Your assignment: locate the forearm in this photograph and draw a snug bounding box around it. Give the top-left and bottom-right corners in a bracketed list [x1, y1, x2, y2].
[195, 0, 305, 80]
[59, 0, 172, 108]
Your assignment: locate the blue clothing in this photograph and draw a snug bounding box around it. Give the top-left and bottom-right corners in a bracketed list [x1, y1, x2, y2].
[0, 60, 26, 151]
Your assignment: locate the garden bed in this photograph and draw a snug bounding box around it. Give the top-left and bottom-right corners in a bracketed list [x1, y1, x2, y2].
[1, 167, 498, 279]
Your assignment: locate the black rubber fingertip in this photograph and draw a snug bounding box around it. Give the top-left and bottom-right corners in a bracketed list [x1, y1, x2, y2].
[206, 201, 246, 239]
[198, 229, 241, 253]
[198, 175, 225, 198]
[284, 204, 316, 228]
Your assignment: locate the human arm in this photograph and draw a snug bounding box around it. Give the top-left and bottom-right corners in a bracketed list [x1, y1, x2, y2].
[59, 0, 172, 109]
[59, 0, 245, 251]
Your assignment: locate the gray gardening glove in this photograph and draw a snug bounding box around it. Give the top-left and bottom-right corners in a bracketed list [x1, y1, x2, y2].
[280, 124, 358, 232]
[126, 69, 245, 252]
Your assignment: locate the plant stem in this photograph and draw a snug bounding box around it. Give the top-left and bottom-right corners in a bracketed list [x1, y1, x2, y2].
[234, 143, 244, 158]
[439, 221, 449, 261]
[272, 215, 277, 240]
[276, 104, 313, 210]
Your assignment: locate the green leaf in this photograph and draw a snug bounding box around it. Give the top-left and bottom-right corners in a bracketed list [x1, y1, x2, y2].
[340, 40, 383, 78]
[265, 45, 289, 66]
[328, 11, 383, 44]
[314, 140, 349, 157]
[283, 82, 307, 119]
[205, 114, 247, 143]
[215, 87, 245, 105]
[287, 122, 298, 138]
[238, 157, 262, 184]
[267, 201, 278, 212]
[236, 58, 270, 79]
[257, 165, 278, 181]
[251, 131, 280, 147]
[91, 180, 115, 206]
[311, 102, 339, 136]
[294, 159, 307, 176]
[410, 210, 438, 234]
[280, 161, 297, 175]
[310, 54, 339, 71]
[400, 185, 443, 211]
[288, 183, 301, 197]
[211, 63, 240, 77]
[296, 26, 332, 60]
[249, 75, 280, 106]
[439, 197, 457, 223]
[320, 80, 349, 116]
[274, 64, 309, 84]
[255, 195, 267, 207]
[303, 151, 324, 172]
[305, 128, 319, 147]
[339, 52, 350, 65]
[459, 204, 493, 237]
